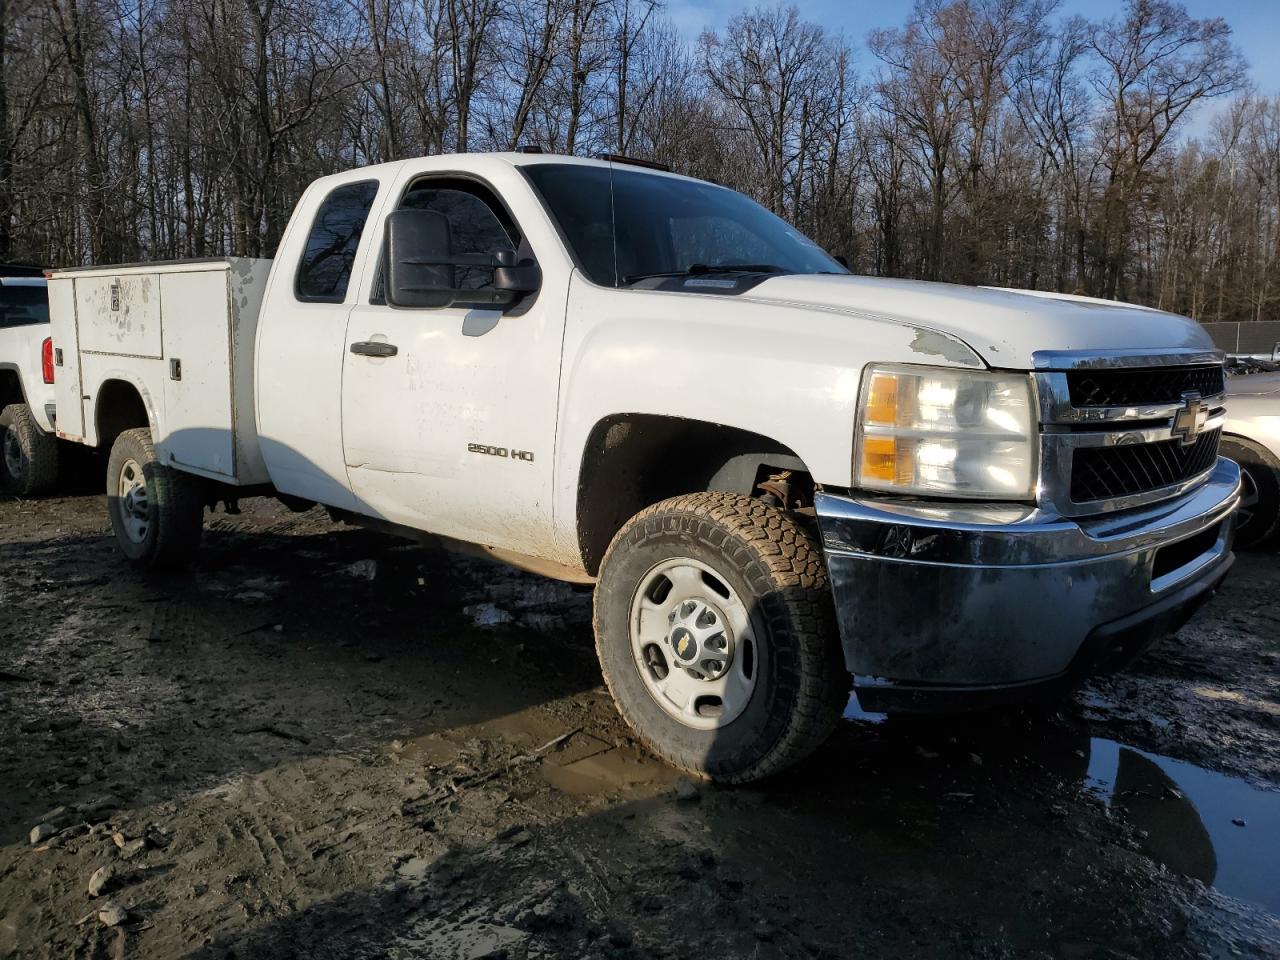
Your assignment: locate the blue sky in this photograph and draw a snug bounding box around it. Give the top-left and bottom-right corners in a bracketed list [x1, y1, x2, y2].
[667, 0, 1279, 135]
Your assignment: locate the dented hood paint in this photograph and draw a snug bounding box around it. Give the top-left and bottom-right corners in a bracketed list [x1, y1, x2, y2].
[743, 274, 1215, 370]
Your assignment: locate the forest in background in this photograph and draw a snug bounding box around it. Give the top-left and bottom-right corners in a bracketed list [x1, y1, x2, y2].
[1, 0, 1277, 322]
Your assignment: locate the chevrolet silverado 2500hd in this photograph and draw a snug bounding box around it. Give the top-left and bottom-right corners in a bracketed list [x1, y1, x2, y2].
[47, 153, 1240, 782]
[0, 273, 58, 495]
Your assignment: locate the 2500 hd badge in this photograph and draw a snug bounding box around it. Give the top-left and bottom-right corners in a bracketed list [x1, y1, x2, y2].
[468, 443, 535, 463]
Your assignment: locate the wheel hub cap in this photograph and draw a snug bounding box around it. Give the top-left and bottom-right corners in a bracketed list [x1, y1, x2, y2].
[667, 599, 735, 680]
[629, 558, 760, 731]
[117, 458, 149, 543]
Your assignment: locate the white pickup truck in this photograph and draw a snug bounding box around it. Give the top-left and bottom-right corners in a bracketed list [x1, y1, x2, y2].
[0, 274, 59, 495]
[48, 153, 1240, 782]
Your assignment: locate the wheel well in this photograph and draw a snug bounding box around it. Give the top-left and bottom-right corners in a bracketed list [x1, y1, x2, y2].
[1222, 433, 1280, 468]
[95, 380, 150, 451]
[0, 368, 23, 409]
[576, 414, 812, 575]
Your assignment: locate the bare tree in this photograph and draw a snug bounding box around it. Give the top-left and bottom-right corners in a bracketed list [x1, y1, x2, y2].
[0, 0, 1273, 325]
[1089, 0, 1245, 297]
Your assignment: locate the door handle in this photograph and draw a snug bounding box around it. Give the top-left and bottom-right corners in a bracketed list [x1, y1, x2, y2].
[350, 340, 398, 358]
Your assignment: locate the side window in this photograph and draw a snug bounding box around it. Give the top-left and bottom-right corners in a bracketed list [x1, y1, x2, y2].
[295, 180, 379, 302]
[398, 185, 517, 291]
[523, 164, 615, 285]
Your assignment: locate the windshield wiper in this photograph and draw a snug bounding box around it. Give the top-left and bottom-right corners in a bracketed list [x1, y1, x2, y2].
[623, 263, 788, 285]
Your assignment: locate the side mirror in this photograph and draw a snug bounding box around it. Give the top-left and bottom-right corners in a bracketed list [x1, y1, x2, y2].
[493, 248, 541, 296]
[385, 209, 541, 310]
[385, 208, 458, 309]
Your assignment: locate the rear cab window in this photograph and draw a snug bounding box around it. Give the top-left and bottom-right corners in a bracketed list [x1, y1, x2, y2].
[295, 180, 380, 302]
[0, 282, 49, 329]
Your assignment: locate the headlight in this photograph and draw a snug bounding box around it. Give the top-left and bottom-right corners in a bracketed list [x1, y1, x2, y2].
[854, 364, 1037, 499]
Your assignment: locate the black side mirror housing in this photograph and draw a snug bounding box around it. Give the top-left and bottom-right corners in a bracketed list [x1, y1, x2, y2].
[385, 208, 458, 309]
[493, 248, 541, 295]
[385, 209, 540, 310]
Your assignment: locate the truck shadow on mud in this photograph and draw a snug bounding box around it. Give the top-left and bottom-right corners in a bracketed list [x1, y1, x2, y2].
[179, 710, 1274, 960]
[0, 512, 600, 838]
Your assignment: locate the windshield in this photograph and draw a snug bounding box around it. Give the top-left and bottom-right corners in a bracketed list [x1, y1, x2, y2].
[522, 163, 844, 287]
[0, 284, 49, 329]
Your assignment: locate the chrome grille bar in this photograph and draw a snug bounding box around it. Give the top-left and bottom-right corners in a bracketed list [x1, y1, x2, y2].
[1031, 349, 1227, 517]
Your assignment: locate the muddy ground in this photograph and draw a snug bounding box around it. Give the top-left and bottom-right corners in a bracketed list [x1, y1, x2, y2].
[1, 481, 1278, 959]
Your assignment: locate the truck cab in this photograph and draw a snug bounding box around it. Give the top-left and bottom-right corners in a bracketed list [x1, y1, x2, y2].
[47, 153, 1241, 783]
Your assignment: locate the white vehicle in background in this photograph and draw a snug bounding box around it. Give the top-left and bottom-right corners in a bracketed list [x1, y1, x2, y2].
[47, 153, 1241, 783]
[1221, 373, 1280, 548]
[0, 272, 58, 496]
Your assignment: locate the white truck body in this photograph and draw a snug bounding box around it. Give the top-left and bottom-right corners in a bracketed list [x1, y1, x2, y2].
[46, 152, 1242, 779]
[1, 275, 63, 495]
[50, 259, 270, 485]
[0, 276, 55, 434]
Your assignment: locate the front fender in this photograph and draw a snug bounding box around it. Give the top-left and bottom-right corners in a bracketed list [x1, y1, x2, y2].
[549, 276, 984, 558]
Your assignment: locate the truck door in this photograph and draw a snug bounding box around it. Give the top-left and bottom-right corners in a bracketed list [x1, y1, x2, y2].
[339, 174, 563, 559]
[256, 176, 385, 510]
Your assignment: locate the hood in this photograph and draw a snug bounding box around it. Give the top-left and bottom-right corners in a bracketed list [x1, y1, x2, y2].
[743, 275, 1214, 370]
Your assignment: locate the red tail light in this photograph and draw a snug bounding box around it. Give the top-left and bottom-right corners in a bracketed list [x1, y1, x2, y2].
[41, 337, 54, 384]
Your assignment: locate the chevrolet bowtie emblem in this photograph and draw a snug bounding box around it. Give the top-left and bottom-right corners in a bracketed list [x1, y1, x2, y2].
[1171, 392, 1209, 447]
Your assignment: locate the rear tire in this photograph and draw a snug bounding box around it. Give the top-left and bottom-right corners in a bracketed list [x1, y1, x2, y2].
[0, 403, 59, 496]
[106, 428, 205, 568]
[1220, 437, 1280, 550]
[594, 492, 848, 783]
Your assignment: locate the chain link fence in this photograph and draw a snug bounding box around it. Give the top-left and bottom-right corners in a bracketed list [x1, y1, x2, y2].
[1199, 321, 1280, 357]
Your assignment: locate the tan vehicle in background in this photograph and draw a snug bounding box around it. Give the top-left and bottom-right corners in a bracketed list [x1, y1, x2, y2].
[1222, 373, 1280, 549]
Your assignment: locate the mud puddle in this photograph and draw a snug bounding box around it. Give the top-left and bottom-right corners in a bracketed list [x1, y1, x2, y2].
[1086, 738, 1280, 912]
[844, 690, 1280, 915]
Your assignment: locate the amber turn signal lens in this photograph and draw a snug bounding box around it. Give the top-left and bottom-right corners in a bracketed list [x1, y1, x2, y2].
[864, 372, 899, 425]
[860, 436, 913, 485]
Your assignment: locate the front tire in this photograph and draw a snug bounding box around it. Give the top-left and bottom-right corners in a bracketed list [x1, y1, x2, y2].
[594, 492, 848, 783]
[1221, 437, 1280, 550]
[106, 428, 205, 568]
[0, 403, 59, 496]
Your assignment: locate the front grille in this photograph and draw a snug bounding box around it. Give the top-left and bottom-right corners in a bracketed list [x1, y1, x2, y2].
[1070, 429, 1221, 503]
[1066, 365, 1224, 407]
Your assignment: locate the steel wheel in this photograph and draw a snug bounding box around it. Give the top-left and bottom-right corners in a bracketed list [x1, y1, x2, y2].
[1237, 465, 1260, 531]
[0, 404, 59, 496]
[629, 557, 761, 730]
[117, 457, 150, 544]
[1221, 436, 1280, 550]
[2, 426, 24, 481]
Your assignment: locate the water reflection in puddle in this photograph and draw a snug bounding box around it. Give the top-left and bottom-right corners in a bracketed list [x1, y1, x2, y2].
[1086, 739, 1280, 913]
[843, 693, 887, 724]
[841, 696, 1279, 913]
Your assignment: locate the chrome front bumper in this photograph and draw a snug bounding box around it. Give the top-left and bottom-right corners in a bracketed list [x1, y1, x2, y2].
[815, 457, 1241, 711]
